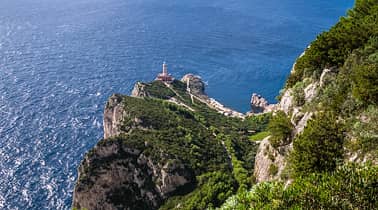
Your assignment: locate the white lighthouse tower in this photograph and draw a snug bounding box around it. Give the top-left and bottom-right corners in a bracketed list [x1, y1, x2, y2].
[162, 62, 168, 76]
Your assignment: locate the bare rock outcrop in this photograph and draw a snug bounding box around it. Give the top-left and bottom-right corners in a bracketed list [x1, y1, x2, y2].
[103, 94, 126, 139]
[131, 82, 148, 97]
[181, 74, 206, 98]
[319, 68, 337, 87]
[250, 93, 269, 113]
[72, 139, 195, 210]
[253, 137, 291, 183]
[279, 89, 294, 114]
[304, 82, 318, 102]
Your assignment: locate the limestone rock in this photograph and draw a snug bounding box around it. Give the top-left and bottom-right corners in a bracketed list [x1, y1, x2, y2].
[253, 137, 291, 183]
[131, 82, 148, 97]
[294, 112, 313, 135]
[72, 140, 194, 210]
[248, 93, 277, 114]
[181, 74, 206, 97]
[250, 93, 269, 113]
[319, 68, 337, 87]
[103, 94, 125, 139]
[304, 82, 318, 102]
[279, 89, 293, 114]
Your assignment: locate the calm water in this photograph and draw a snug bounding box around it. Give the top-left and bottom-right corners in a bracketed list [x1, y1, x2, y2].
[0, 0, 353, 209]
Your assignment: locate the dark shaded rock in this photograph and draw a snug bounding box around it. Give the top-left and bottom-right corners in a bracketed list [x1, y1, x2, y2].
[181, 74, 206, 98]
[72, 139, 195, 210]
[250, 93, 269, 113]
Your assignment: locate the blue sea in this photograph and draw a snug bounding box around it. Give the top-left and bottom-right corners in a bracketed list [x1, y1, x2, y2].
[0, 0, 354, 209]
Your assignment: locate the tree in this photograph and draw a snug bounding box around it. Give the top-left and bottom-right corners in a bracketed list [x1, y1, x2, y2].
[352, 63, 378, 105]
[268, 111, 293, 148]
[290, 112, 344, 177]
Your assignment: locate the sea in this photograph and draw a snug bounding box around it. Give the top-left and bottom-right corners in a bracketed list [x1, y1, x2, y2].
[0, 0, 354, 209]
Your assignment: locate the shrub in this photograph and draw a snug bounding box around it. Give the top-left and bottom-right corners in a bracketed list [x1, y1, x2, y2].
[352, 63, 378, 105]
[290, 112, 344, 177]
[269, 164, 279, 176]
[349, 106, 378, 155]
[268, 111, 293, 148]
[291, 81, 306, 106]
[218, 164, 378, 210]
[285, 0, 378, 88]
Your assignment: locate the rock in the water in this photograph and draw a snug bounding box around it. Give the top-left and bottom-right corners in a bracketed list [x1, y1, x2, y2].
[250, 93, 269, 113]
[249, 93, 276, 114]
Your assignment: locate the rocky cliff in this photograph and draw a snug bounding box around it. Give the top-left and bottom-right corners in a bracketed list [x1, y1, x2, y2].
[249, 93, 277, 114]
[73, 75, 256, 210]
[73, 136, 194, 210]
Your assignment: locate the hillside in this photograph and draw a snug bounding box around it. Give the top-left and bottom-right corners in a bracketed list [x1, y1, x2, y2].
[72, 76, 265, 210]
[219, 0, 378, 209]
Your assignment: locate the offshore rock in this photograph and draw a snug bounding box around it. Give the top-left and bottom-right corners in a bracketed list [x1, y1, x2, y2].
[249, 93, 277, 114]
[250, 93, 269, 113]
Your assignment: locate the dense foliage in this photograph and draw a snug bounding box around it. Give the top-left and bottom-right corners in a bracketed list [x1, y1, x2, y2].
[267, 111, 293, 148]
[218, 1, 378, 209]
[289, 112, 344, 177]
[286, 0, 378, 88]
[218, 164, 378, 210]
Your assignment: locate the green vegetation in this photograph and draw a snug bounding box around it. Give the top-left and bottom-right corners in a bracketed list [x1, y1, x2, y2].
[161, 172, 237, 210]
[220, 134, 252, 191]
[142, 81, 176, 99]
[291, 81, 306, 106]
[289, 112, 344, 177]
[249, 131, 270, 141]
[81, 79, 259, 209]
[218, 164, 378, 210]
[268, 164, 278, 176]
[220, 1, 378, 209]
[243, 113, 272, 133]
[267, 111, 293, 148]
[286, 0, 378, 88]
[347, 105, 378, 157]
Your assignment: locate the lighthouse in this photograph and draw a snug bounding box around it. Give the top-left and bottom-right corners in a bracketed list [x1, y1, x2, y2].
[156, 62, 174, 82]
[162, 62, 168, 76]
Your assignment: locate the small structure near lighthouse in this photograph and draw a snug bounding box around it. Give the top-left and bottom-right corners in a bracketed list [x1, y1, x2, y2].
[155, 62, 174, 83]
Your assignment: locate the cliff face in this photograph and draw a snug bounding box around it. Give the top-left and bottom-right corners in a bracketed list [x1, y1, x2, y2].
[103, 94, 125, 139]
[252, 64, 320, 183]
[253, 137, 290, 182]
[73, 137, 194, 210]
